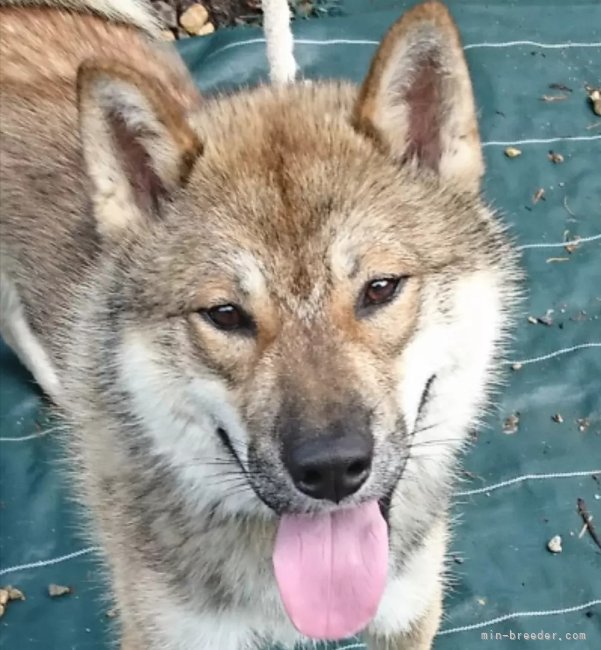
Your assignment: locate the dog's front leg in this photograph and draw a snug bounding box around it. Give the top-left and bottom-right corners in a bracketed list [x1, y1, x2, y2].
[364, 587, 442, 650]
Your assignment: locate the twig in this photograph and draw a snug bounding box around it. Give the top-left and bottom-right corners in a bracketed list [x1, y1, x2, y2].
[563, 195, 577, 217]
[577, 498, 601, 551]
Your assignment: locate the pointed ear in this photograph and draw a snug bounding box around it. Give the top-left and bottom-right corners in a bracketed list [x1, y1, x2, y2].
[77, 60, 203, 240]
[353, 1, 483, 192]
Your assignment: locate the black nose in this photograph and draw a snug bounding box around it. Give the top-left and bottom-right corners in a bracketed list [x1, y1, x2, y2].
[284, 434, 373, 503]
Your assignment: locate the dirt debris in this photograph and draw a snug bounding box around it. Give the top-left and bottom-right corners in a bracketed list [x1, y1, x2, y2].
[547, 535, 563, 553]
[552, 413, 564, 424]
[527, 310, 553, 326]
[548, 150, 564, 164]
[504, 146, 522, 158]
[503, 413, 520, 435]
[540, 94, 569, 103]
[585, 85, 601, 116]
[577, 418, 590, 432]
[549, 83, 573, 92]
[48, 583, 72, 598]
[532, 188, 546, 204]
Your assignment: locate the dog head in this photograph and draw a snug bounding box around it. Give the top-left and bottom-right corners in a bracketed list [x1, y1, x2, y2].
[74, 1, 518, 521]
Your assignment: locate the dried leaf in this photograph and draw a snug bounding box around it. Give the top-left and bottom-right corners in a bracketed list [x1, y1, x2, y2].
[585, 85, 601, 116]
[503, 413, 520, 434]
[48, 584, 71, 598]
[7, 586, 25, 601]
[504, 146, 522, 158]
[541, 94, 569, 102]
[532, 188, 545, 204]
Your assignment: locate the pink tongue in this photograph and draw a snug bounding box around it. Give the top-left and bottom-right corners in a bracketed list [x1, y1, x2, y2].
[273, 500, 388, 640]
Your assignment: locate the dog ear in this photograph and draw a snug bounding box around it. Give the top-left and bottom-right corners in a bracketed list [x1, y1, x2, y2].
[353, 1, 483, 192]
[77, 60, 203, 240]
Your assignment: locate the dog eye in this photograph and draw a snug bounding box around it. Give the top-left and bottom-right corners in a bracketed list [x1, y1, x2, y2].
[362, 277, 404, 308]
[203, 304, 253, 332]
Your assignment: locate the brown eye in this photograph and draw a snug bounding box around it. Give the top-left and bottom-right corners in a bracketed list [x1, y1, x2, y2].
[362, 277, 404, 309]
[204, 304, 253, 332]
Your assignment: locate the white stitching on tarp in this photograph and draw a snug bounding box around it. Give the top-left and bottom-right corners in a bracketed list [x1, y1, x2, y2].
[201, 37, 601, 63]
[0, 546, 100, 577]
[437, 599, 601, 635]
[518, 233, 601, 250]
[507, 343, 601, 366]
[456, 470, 601, 497]
[483, 135, 601, 146]
[464, 40, 601, 49]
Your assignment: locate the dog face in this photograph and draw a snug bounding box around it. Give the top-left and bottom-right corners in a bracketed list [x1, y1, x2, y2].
[74, 2, 518, 520]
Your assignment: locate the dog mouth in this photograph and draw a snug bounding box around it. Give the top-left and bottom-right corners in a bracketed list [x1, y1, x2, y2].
[216, 374, 437, 641]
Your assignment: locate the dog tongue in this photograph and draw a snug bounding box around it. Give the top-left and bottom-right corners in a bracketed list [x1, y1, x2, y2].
[273, 500, 388, 640]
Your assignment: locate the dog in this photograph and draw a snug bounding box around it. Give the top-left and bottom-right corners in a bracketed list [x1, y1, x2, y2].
[0, 1, 520, 648]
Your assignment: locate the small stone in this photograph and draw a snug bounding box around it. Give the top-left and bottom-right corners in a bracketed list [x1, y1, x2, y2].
[477, 597, 487, 606]
[511, 362, 522, 371]
[7, 586, 25, 601]
[195, 22, 215, 36]
[179, 4, 210, 35]
[552, 413, 564, 423]
[0, 603, 4, 618]
[160, 29, 176, 41]
[547, 535, 562, 553]
[48, 584, 71, 597]
[527, 316, 538, 324]
[0, 590, 8, 606]
[504, 146, 522, 158]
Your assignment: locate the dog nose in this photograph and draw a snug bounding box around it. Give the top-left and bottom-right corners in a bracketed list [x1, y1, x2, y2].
[284, 435, 373, 503]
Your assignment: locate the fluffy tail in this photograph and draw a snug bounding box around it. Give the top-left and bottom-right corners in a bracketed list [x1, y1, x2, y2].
[262, 0, 297, 85]
[0, 0, 160, 35]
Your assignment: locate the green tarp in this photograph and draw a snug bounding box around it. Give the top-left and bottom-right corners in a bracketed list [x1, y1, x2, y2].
[1, 1, 600, 648]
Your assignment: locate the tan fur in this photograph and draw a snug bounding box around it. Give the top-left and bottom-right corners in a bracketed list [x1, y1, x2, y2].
[0, 2, 520, 648]
[1, 0, 161, 34]
[0, 1, 200, 363]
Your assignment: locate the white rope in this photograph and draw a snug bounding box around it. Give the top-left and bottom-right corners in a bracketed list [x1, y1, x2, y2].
[483, 135, 601, 147]
[456, 470, 601, 497]
[518, 233, 601, 250]
[262, 0, 297, 85]
[0, 424, 63, 442]
[0, 546, 101, 577]
[507, 342, 601, 367]
[438, 599, 601, 635]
